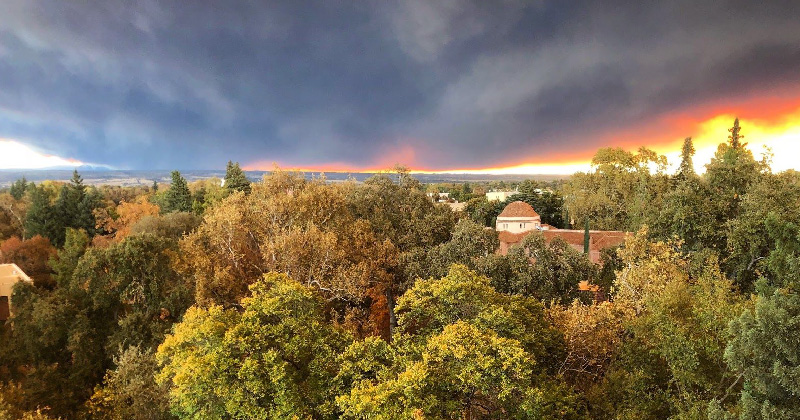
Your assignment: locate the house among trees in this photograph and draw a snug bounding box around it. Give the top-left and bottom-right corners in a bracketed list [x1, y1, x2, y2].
[485, 190, 517, 202]
[496, 201, 627, 263]
[0, 263, 32, 321]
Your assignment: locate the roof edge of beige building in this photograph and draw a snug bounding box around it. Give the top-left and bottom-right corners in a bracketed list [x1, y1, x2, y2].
[0, 263, 33, 321]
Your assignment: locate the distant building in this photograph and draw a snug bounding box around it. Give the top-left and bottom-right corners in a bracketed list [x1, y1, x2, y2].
[447, 202, 467, 212]
[426, 192, 450, 202]
[495, 201, 541, 233]
[495, 201, 627, 264]
[0, 263, 33, 321]
[486, 190, 516, 202]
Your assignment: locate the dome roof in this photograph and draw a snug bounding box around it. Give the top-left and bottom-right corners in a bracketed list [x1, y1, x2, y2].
[498, 201, 540, 218]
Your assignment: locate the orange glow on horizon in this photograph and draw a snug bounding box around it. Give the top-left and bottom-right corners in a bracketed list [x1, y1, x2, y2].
[244, 93, 800, 175]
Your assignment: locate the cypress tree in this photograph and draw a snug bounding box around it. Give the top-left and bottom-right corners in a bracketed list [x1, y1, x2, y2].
[224, 161, 251, 194]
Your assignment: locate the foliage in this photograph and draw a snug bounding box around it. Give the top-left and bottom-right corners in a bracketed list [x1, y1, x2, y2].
[23, 171, 101, 247]
[0, 386, 57, 420]
[726, 171, 800, 290]
[87, 346, 174, 420]
[499, 233, 597, 304]
[400, 218, 498, 288]
[9, 177, 30, 201]
[223, 161, 251, 194]
[180, 170, 399, 338]
[550, 301, 630, 388]
[129, 212, 201, 240]
[162, 171, 192, 213]
[93, 196, 161, 242]
[723, 287, 800, 419]
[0, 235, 57, 288]
[0, 233, 190, 417]
[564, 147, 669, 231]
[338, 265, 579, 419]
[595, 229, 749, 419]
[157, 273, 352, 419]
[0, 192, 27, 240]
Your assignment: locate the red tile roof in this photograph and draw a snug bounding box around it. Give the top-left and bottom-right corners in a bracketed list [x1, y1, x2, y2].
[498, 201, 540, 218]
[498, 231, 529, 244]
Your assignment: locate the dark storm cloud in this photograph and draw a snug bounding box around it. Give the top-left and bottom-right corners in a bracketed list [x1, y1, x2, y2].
[0, 0, 798, 169]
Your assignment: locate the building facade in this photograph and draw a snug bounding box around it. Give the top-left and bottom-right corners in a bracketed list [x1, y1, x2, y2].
[486, 190, 517, 202]
[495, 201, 541, 233]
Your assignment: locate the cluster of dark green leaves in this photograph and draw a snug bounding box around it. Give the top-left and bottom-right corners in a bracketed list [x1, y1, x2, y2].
[24, 171, 102, 246]
[0, 229, 192, 418]
[156, 266, 581, 420]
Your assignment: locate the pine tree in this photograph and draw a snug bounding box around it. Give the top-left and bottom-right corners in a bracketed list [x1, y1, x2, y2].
[152, 180, 159, 193]
[677, 137, 695, 180]
[164, 171, 192, 213]
[9, 177, 28, 200]
[728, 117, 744, 149]
[47, 170, 99, 245]
[224, 161, 251, 194]
[24, 185, 58, 241]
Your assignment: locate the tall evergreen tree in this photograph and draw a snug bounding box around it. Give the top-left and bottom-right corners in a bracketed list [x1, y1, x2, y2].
[9, 177, 28, 200]
[677, 137, 696, 180]
[163, 171, 192, 213]
[704, 119, 766, 261]
[23, 185, 58, 242]
[728, 117, 744, 149]
[47, 170, 100, 246]
[151, 180, 159, 193]
[223, 161, 251, 194]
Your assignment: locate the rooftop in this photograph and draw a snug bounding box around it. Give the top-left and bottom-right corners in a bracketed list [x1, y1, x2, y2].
[498, 201, 540, 218]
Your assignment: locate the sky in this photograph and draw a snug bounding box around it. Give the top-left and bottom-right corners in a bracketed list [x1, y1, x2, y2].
[0, 1, 799, 173]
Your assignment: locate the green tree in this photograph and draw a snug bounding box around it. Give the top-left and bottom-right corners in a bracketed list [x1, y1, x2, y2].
[162, 171, 192, 213]
[223, 161, 251, 194]
[595, 230, 748, 419]
[400, 218, 499, 289]
[9, 177, 28, 201]
[499, 233, 598, 304]
[513, 180, 565, 228]
[0, 233, 190, 417]
[23, 185, 58, 243]
[677, 137, 696, 181]
[703, 119, 768, 256]
[727, 171, 800, 290]
[87, 346, 174, 420]
[24, 170, 103, 246]
[723, 287, 800, 419]
[49, 228, 89, 287]
[338, 265, 578, 419]
[564, 147, 669, 231]
[157, 273, 352, 419]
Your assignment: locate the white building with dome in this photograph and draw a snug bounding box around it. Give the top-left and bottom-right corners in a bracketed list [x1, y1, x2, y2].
[495, 201, 542, 234]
